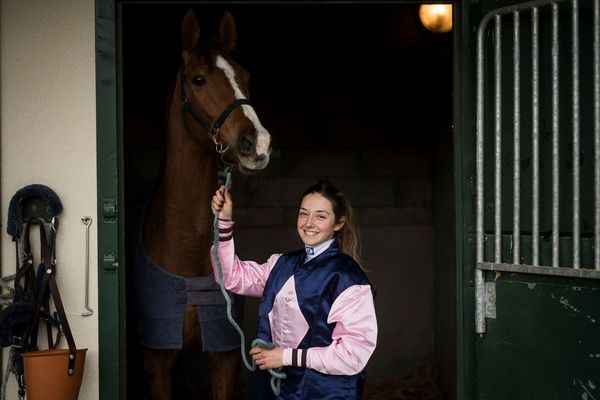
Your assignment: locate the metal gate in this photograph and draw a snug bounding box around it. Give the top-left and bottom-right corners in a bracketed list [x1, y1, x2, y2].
[475, 0, 600, 330]
[462, 0, 600, 398]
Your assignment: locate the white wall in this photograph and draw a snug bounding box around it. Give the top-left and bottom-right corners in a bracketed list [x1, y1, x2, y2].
[0, 0, 98, 399]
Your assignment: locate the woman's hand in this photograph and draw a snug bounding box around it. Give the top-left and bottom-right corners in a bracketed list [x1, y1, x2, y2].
[211, 185, 233, 220]
[250, 346, 284, 370]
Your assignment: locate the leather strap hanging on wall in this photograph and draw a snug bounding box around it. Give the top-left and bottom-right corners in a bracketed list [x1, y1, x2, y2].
[0, 184, 81, 400]
[21, 224, 77, 375]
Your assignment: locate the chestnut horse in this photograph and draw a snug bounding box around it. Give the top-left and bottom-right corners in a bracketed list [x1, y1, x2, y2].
[137, 9, 271, 399]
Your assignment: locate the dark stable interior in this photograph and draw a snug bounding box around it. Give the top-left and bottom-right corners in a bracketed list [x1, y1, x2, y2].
[123, 3, 454, 399]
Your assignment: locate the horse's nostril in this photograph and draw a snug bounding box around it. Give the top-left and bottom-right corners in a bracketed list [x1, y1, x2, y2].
[238, 133, 255, 155]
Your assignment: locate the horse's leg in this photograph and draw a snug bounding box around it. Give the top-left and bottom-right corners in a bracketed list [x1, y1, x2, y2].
[191, 307, 240, 400]
[183, 304, 240, 399]
[181, 304, 209, 399]
[143, 347, 180, 400]
[207, 349, 240, 400]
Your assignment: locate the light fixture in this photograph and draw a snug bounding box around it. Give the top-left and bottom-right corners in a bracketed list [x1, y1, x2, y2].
[419, 4, 453, 34]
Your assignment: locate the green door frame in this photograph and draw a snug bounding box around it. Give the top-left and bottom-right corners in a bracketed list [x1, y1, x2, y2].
[95, 2, 465, 399]
[453, 1, 474, 399]
[96, 1, 126, 399]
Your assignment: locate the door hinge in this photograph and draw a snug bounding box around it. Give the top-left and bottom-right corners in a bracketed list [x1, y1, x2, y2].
[103, 199, 117, 222]
[102, 253, 118, 270]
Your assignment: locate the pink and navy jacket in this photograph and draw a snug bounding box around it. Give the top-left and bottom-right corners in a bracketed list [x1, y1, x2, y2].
[211, 219, 377, 400]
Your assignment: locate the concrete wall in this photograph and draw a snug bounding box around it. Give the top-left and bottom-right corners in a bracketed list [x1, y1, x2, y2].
[433, 104, 456, 398]
[0, 1, 98, 399]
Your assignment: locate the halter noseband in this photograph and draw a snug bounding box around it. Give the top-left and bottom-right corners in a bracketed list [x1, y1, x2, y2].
[180, 71, 252, 155]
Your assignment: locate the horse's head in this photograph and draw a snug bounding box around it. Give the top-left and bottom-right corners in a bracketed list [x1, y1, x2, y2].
[179, 9, 271, 171]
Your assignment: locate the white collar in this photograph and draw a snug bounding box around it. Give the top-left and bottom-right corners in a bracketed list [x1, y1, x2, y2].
[304, 239, 334, 263]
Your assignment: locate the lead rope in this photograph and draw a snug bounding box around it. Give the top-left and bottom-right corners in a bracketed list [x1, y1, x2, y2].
[212, 168, 286, 396]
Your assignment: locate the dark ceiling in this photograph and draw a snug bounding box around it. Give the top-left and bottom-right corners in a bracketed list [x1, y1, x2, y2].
[122, 3, 452, 151]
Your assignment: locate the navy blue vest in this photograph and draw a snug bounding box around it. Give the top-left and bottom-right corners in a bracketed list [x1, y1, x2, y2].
[252, 241, 372, 400]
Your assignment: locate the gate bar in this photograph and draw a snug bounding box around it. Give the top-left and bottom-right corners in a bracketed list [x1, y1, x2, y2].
[573, 0, 581, 269]
[532, 7, 540, 266]
[478, 262, 600, 280]
[475, 3, 486, 334]
[552, 3, 560, 268]
[513, 10, 521, 265]
[495, 15, 503, 264]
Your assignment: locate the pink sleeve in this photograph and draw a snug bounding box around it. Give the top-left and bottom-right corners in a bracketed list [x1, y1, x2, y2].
[304, 285, 377, 375]
[210, 219, 281, 298]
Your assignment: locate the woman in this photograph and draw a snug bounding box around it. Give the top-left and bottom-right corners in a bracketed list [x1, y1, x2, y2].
[210, 179, 377, 399]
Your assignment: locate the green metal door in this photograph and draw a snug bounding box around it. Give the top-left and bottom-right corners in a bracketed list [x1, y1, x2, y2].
[457, 0, 600, 398]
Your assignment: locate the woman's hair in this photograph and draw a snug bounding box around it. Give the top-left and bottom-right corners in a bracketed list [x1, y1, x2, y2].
[300, 180, 362, 266]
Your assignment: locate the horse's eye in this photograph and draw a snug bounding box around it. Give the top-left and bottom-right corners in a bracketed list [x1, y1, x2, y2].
[192, 75, 206, 86]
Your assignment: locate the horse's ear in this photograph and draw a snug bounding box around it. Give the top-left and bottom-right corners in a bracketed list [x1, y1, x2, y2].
[181, 9, 201, 53]
[218, 10, 237, 53]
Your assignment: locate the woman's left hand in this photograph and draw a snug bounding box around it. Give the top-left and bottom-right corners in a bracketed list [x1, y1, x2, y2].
[250, 346, 284, 370]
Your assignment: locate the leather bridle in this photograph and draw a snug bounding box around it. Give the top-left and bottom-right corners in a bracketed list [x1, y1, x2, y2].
[180, 70, 252, 155]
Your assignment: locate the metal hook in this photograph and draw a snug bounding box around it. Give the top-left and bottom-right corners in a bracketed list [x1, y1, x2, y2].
[81, 216, 93, 317]
[51, 216, 59, 233]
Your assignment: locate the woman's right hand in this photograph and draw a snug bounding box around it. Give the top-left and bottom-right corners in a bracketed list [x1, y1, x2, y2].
[211, 185, 233, 220]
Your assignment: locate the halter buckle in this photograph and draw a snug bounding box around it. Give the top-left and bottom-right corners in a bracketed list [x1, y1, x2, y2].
[208, 126, 229, 155]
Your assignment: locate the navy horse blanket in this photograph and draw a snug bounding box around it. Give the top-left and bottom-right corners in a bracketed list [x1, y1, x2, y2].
[133, 211, 242, 351]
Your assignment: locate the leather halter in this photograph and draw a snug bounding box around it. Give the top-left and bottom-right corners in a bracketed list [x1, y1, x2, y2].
[180, 71, 252, 155]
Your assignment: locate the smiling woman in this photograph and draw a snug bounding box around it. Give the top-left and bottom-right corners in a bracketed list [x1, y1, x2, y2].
[210, 179, 377, 399]
[297, 180, 362, 266]
[297, 192, 344, 247]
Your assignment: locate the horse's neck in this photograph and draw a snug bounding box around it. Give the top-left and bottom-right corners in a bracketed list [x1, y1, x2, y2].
[143, 85, 218, 277]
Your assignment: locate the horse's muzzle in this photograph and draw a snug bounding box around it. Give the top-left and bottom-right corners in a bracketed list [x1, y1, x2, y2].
[238, 130, 256, 156]
[236, 129, 271, 170]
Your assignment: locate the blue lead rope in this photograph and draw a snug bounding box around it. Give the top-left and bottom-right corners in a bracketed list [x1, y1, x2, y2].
[212, 168, 286, 396]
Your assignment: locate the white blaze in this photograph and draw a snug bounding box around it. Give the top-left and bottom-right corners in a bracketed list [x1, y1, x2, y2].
[216, 55, 271, 157]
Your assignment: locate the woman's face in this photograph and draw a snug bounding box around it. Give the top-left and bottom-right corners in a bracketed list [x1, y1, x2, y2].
[297, 193, 345, 247]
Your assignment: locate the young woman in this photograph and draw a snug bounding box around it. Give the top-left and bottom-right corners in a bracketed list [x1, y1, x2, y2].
[210, 180, 377, 399]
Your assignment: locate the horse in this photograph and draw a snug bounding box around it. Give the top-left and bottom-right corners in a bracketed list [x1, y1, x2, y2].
[134, 9, 271, 399]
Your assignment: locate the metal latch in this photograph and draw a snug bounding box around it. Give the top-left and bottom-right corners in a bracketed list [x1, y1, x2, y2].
[485, 281, 496, 319]
[102, 253, 118, 270]
[103, 199, 117, 222]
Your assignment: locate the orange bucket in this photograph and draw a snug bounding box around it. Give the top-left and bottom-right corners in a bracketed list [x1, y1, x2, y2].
[22, 348, 87, 400]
